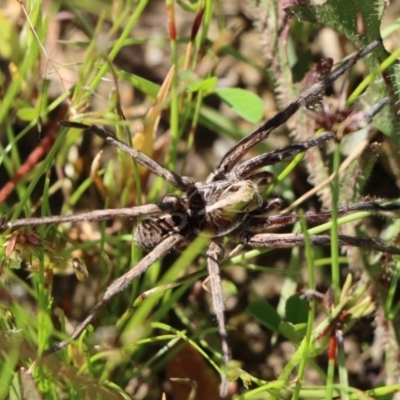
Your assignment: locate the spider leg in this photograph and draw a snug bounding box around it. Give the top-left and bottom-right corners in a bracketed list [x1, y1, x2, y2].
[207, 240, 231, 398]
[363, 97, 389, 123]
[233, 131, 334, 179]
[0, 201, 176, 231]
[238, 232, 400, 254]
[212, 39, 381, 177]
[60, 122, 195, 192]
[45, 233, 184, 355]
[244, 170, 275, 187]
[247, 201, 400, 231]
[251, 198, 284, 216]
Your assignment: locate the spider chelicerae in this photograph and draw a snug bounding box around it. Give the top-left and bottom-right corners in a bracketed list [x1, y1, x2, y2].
[2, 39, 400, 397]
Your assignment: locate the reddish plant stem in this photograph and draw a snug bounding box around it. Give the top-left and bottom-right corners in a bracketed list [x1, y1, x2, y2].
[0, 104, 68, 205]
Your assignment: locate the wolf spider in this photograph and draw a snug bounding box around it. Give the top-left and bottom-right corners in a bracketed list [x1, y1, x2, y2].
[2, 40, 400, 397]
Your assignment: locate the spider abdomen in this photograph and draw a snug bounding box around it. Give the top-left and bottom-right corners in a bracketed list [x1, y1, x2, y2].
[134, 212, 189, 250]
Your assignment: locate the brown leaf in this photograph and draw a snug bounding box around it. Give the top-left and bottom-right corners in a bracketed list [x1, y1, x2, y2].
[166, 342, 234, 400]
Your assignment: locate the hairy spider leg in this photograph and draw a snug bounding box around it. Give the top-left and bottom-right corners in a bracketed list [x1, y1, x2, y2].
[238, 232, 400, 255]
[246, 201, 400, 231]
[212, 39, 381, 177]
[233, 97, 389, 181]
[241, 170, 276, 187]
[59, 121, 195, 192]
[233, 131, 334, 179]
[45, 234, 184, 355]
[0, 202, 174, 231]
[207, 240, 230, 398]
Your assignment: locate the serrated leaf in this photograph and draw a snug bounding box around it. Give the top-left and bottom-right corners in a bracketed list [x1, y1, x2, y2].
[215, 88, 264, 123]
[286, 0, 383, 41]
[247, 300, 281, 332]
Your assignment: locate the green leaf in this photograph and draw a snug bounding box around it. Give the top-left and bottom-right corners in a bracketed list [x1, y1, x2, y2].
[285, 295, 309, 325]
[278, 321, 307, 342]
[176, 0, 198, 13]
[187, 76, 217, 93]
[115, 68, 160, 97]
[239, 370, 253, 389]
[247, 300, 281, 332]
[215, 88, 264, 123]
[286, 1, 381, 41]
[16, 108, 39, 122]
